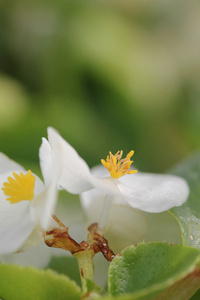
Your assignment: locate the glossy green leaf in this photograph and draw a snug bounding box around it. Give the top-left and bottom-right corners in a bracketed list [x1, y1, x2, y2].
[107, 243, 200, 300]
[0, 264, 81, 300]
[170, 152, 200, 248]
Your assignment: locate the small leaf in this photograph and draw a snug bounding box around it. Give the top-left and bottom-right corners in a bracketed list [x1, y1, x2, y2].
[85, 278, 102, 294]
[0, 264, 81, 300]
[107, 243, 200, 299]
[170, 152, 200, 248]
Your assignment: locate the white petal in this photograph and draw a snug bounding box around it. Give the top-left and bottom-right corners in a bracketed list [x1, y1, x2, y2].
[20, 222, 43, 250]
[81, 188, 105, 221]
[0, 153, 24, 174]
[47, 127, 93, 193]
[89, 165, 124, 196]
[34, 174, 46, 196]
[39, 138, 53, 186]
[106, 205, 147, 252]
[118, 173, 189, 212]
[39, 183, 59, 230]
[58, 169, 93, 194]
[80, 189, 147, 252]
[30, 171, 59, 231]
[38, 136, 59, 229]
[1, 242, 52, 268]
[90, 164, 110, 179]
[0, 171, 44, 254]
[0, 199, 36, 255]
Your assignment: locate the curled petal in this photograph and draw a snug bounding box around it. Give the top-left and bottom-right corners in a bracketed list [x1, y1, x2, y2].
[39, 181, 59, 230]
[47, 127, 94, 193]
[38, 135, 60, 229]
[39, 138, 53, 187]
[118, 173, 189, 212]
[46, 130, 120, 195]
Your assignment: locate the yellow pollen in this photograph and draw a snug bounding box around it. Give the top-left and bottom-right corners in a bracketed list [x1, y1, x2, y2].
[2, 170, 36, 204]
[101, 150, 137, 178]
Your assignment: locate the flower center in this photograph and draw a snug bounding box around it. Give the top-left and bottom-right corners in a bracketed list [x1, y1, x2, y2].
[2, 170, 35, 204]
[101, 150, 137, 178]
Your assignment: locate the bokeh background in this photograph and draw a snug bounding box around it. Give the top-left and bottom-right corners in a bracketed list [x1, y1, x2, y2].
[1, 0, 200, 174]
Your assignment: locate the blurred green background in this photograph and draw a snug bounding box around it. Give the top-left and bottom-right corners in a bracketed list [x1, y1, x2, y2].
[0, 0, 200, 174]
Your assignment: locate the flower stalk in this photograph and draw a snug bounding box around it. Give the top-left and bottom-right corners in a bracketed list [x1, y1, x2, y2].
[43, 215, 115, 295]
[73, 250, 95, 295]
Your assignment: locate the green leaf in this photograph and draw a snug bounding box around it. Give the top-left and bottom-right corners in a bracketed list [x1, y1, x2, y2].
[107, 243, 200, 300]
[191, 288, 200, 300]
[0, 264, 81, 300]
[170, 152, 200, 248]
[47, 255, 81, 286]
[85, 278, 102, 294]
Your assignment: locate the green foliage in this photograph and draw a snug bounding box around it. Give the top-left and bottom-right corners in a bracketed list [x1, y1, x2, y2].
[85, 278, 102, 294]
[0, 264, 81, 300]
[191, 288, 200, 300]
[47, 255, 81, 286]
[170, 152, 200, 248]
[107, 243, 200, 299]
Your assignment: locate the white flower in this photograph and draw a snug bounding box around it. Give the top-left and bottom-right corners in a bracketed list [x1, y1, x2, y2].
[45, 127, 189, 232]
[0, 138, 58, 255]
[80, 165, 183, 252]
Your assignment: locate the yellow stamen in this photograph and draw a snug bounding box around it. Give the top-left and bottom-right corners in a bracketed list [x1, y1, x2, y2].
[101, 150, 137, 178]
[2, 170, 35, 204]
